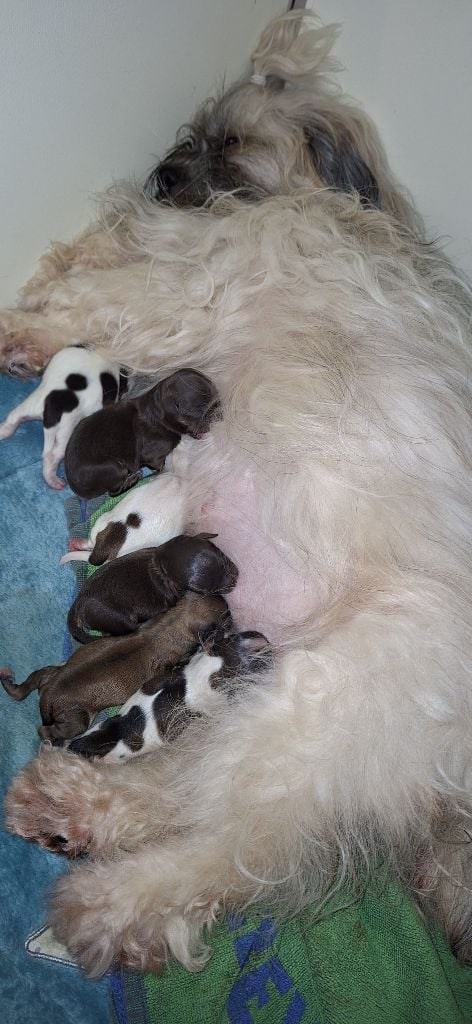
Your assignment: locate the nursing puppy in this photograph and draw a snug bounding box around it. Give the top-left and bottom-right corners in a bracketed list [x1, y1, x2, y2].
[67, 534, 238, 643]
[64, 368, 218, 498]
[0, 347, 122, 489]
[60, 472, 186, 567]
[69, 624, 270, 761]
[0, 594, 229, 744]
[5, 10, 472, 979]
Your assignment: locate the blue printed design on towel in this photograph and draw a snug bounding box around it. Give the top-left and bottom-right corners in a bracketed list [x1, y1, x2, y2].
[234, 917, 277, 968]
[227, 956, 306, 1023]
[226, 917, 306, 1023]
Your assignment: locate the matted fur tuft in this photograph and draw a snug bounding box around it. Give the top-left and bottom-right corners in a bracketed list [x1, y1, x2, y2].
[2, 10, 472, 977]
[250, 9, 342, 89]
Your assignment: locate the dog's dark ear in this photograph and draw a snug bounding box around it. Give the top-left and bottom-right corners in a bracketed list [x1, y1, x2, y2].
[306, 127, 380, 208]
[89, 520, 127, 566]
[238, 631, 272, 672]
[160, 370, 220, 437]
[187, 545, 238, 595]
[238, 631, 269, 653]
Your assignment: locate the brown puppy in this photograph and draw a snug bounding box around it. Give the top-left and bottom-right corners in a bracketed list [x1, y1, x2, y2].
[67, 533, 238, 644]
[0, 594, 229, 743]
[64, 368, 219, 498]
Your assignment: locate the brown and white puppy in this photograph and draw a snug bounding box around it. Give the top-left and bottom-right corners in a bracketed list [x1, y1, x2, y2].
[0, 593, 229, 744]
[68, 623, 270, 761]
[64, 368, 219, 499]
[60, 472, 186, 567]
[67, 533, 238, 643]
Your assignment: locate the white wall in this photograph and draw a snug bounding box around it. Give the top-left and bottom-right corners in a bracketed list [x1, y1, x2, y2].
[0, 0, 285, 305]
[308, 0, 472, 277]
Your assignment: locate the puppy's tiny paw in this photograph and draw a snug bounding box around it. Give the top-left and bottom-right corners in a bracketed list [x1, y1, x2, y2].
[44, 473, 66, 491]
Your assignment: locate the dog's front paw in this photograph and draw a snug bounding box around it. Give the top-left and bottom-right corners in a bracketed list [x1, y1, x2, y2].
[0, 312, 53, 378]
[4, 750, 103, 857]
[50, 864, 168, 976]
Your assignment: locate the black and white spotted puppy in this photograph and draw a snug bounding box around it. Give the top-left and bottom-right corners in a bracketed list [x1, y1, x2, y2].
[68, 623, 270, 762]
[0, 347, 124, 489]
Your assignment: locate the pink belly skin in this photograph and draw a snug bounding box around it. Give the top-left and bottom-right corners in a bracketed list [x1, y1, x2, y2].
[192, 466, 319, 643]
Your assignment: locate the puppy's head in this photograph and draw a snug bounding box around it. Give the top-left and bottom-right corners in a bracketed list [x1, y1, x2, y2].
[200, 623, 271, 680]
[151, 369, 219, 438]
[160, 533, 238, 594]
[144, 12, 383, 213]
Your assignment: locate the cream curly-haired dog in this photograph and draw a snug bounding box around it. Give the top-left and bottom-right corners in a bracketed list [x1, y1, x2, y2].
[4, 12, 472, 975]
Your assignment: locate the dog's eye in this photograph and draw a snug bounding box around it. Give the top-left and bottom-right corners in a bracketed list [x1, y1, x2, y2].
[181, 136, 196, 151]
[225, 136, 239, 148]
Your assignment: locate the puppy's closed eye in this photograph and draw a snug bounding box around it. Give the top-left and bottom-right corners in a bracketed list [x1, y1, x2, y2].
[108, 467, 141, 497]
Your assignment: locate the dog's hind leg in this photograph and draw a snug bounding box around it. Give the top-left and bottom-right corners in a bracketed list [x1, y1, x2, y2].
[49, 832, 235, 976]
[41, 409, 81, 489]
[0, 667, 53, 700]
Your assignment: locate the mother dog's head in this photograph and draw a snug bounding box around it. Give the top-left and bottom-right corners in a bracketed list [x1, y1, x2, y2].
[145, 11, 411, 224]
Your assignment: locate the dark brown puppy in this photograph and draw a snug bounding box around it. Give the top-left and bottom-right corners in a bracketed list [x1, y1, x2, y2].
[67, 533, 238, 644]
[0, 594, 229, 742]
[64, 368, 219, 498]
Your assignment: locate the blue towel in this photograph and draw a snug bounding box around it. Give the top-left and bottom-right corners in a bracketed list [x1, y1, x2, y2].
[0, 375, 110, 1023]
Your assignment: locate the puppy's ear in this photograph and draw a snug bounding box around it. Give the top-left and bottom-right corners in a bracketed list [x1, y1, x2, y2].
[238, 631, 272, 672]
[306, 126, 380, 208]
[160, 370, 220, 437]
[188, 545, 238, 595]
[89, 520, 127, 566]
[238, 631, 269, 653]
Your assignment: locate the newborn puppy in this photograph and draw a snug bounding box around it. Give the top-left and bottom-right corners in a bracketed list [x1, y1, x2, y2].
[60, 471, 186, 567]
[64, 368, 219, 498]
[0, 594, 229, 743]
[67, 533, 238, 643]
[68, 624, 270, 761]
[0, 347, 123, 489]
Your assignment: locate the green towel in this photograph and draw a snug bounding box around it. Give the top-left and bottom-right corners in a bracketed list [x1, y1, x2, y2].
[112, 876, 472, 1024]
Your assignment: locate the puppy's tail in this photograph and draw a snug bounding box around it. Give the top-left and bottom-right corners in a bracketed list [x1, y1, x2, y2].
[60, 538, 91, 565]
[0, 668, 41, 701]
[59, 551, 90, 565]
